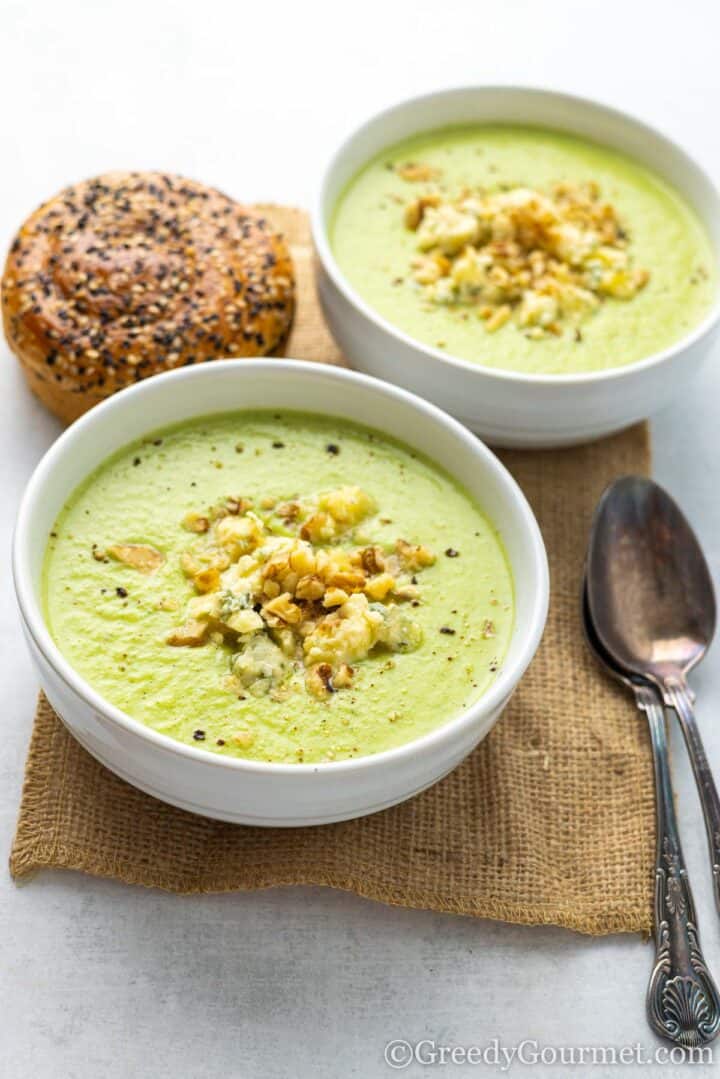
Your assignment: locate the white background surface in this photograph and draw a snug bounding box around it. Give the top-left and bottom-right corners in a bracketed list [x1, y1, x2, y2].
[2, 1, 720, 1075]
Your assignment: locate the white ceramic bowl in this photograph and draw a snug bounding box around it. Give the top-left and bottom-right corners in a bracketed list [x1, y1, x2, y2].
[13, 360, 548, 826]
[313, 86, 720, 448]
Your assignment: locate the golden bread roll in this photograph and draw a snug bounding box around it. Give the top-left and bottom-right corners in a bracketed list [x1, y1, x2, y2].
[2, 172, 295, 423]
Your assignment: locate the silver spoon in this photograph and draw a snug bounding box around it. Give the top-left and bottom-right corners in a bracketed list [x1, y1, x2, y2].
[582, 586, 720, 1046]
[586, 476, 720, 915]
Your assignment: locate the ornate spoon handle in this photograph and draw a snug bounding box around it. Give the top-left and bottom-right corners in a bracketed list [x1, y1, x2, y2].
[636, 682, 720, 1046]
[663, 676, 720, 917]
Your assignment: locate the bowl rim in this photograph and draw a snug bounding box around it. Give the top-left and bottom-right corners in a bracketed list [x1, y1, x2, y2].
[311, 82, 720, 387]
[13, 358, 549, 776]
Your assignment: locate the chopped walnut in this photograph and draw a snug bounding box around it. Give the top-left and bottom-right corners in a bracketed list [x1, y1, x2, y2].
[193, 567, 221, 594]
[182, 512, 210, 534]
[276, 500, 301, 522]
[485, 304, 512, 333]
[360, 545, 386, 575]
[263, 592, 303, 626]
[107, 543, 165, 574]
[323, 587, 350, 608]
[167, 619, 208, 646]
[295, 575, 325, 601]
[306, 662, 335, 698]
[411, 252, 451, 285]
[224, 496, 252, 516]
[404, 194, 442, 230]
[300, 512, 335, 544]
[333, 663, 354, 689]
[364, 572, 396, 601]
[396, 162, 442, 183]
[395, 538, 436, 571]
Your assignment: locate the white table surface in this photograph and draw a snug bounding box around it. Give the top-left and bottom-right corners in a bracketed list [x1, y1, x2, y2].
[2, 1, 720, 1075]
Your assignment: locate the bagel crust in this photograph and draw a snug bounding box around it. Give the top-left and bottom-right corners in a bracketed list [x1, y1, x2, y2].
[2, 172, 295, 423]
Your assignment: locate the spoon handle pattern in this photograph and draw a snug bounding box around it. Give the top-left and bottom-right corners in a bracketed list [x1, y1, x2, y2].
[637, 683, 720, 1046]
[664, 677, 720, 917]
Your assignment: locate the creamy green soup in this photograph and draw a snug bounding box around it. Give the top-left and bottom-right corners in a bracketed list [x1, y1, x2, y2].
[43, 412, 513, 763]
[331, 125, 717, 375]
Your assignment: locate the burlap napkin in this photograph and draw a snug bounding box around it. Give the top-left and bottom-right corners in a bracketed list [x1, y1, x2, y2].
[10, 207, 654, 935]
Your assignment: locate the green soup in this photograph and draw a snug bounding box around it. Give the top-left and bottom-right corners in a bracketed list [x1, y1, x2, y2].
[43, 412, 513, 763]
[331, 125, 717, 375]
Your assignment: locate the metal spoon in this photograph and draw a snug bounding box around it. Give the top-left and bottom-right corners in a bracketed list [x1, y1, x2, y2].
[586, 476, 720, 915]
[582, 586, 720, 1046]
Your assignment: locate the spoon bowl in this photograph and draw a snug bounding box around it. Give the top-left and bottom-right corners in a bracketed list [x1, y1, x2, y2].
[586, 476, 715, 685]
